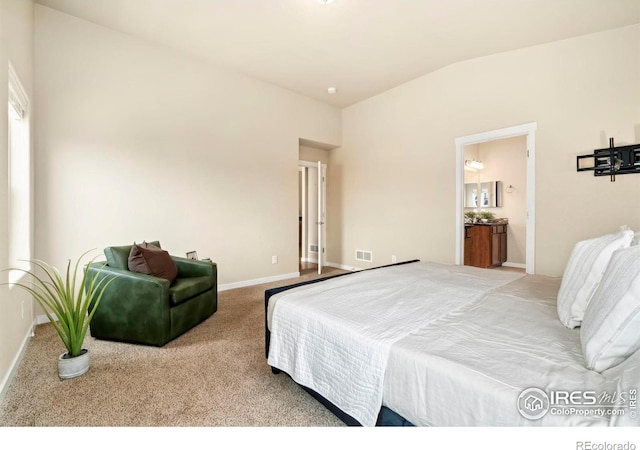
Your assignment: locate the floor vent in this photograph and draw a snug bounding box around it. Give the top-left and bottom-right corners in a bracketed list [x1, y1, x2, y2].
[309, 244, 319, 253]
[355, 249, 373, 262]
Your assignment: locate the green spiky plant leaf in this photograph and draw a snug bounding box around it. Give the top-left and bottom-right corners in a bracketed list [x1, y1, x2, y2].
[464, 211, 478, 219]
[479, 211, 495, 220]
[4, 250, 116, 357]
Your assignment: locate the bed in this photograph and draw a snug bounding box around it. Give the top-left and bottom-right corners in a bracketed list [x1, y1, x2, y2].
[265, 231, 640, 427]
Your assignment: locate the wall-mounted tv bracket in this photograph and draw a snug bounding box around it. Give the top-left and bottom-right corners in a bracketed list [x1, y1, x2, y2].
[577, 137, 640, 182]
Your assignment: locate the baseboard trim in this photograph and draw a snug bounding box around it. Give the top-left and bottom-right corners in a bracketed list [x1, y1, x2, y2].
[503, 262, 526, 269]
[0, 320, 35, 405]
[36, 313, 53, 325]
[218, 272, 301, 291]
[326, 262, 361, 272]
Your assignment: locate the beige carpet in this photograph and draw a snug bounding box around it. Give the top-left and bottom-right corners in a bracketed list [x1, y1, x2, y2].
[0, 267, 350, 427]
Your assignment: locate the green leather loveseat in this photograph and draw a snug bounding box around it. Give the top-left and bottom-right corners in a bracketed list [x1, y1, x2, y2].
[85, 241, 217, 346]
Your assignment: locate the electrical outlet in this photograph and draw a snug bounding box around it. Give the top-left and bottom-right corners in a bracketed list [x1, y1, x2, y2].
[392, 255, 397, 263]
[272, 255, 278, 264]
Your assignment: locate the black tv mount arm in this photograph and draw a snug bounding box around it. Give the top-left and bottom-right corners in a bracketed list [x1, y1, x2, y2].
[576, 137, 640, 182]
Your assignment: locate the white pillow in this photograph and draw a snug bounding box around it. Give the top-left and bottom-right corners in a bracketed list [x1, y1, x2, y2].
[581, 245, 640, 372]
[557, 229, 634, 328]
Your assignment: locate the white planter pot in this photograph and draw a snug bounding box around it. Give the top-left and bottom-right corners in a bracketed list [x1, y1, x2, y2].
[58, 349, 90, 380]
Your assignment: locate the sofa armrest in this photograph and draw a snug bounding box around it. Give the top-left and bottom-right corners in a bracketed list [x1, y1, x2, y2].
[84, 262, 172, 346]
[87, 262, 170, 286]
[172, 256, 217, 279]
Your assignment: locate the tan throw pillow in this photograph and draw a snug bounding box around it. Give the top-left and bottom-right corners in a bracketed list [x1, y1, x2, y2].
[128, 241, 178, 283]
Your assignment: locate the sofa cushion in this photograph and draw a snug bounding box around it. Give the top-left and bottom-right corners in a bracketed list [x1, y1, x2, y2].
[128, 242, 178, 283]
[105, 241, 161, 270]
[169, 276, 214, 306]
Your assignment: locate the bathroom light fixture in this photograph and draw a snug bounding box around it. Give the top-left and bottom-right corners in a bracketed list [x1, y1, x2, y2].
[464, 159, 484, 171]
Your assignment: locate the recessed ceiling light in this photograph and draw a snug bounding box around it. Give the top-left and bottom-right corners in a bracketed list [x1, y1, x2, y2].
[317, 0, 334, 4]
[327, 87, 337, 94]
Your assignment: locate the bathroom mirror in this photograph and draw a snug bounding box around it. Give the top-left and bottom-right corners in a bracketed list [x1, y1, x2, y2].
[464, 181, 502, 208]
[464, 183, 478, 208]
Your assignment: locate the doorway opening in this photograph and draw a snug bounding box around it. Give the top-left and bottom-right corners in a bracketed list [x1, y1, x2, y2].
[462, 136, 527, 272]
[455, 122, 537, 274]
[299, 160, 327, 276]
[298, 138, 336, 276]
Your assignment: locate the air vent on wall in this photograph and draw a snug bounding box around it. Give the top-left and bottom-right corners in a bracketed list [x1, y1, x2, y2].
[309, 244, 319, 253]
[355, 249, 373, 262]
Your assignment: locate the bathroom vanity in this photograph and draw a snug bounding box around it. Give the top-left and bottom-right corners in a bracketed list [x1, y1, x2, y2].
[464, 220, 508, 269]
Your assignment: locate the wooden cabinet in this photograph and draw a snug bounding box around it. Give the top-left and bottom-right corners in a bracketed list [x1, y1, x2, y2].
[464, 223, 507, 269]
[464, 226, 473, 266]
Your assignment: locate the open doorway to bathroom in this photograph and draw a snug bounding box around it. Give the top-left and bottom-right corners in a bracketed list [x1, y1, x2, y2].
[462, 136, 527, 272]
[455, 122, 537, 274]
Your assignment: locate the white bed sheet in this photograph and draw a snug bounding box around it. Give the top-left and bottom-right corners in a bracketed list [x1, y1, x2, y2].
[383, 274, 639, 426]
[267, 261, 524, 426]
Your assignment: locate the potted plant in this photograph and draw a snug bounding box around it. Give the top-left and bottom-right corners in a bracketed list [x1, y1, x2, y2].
[5, 250, 116, 379]
[464, 211, 477, 224]
[478, 211, 495, 223]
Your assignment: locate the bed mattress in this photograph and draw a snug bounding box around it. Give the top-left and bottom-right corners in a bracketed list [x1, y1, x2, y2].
[266, 261, 640, 427]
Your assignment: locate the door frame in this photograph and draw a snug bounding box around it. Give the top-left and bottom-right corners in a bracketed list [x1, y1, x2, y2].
[298, 160, 327, 272]
[298, 166, 307, 265]
[454, 122, 537, 274]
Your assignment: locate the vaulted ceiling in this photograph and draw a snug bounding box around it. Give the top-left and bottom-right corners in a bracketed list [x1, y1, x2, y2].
[35, 0, 640, 108]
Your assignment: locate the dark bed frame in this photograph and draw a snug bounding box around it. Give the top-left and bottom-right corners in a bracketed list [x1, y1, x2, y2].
[264, 261, 419, 427]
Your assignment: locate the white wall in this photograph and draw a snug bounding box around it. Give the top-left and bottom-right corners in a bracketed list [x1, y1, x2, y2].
[332, 24, 640, 276]
[34, 5, 341, 286]
[0, 0, 34, 399]
[299, 145, 330, 166]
